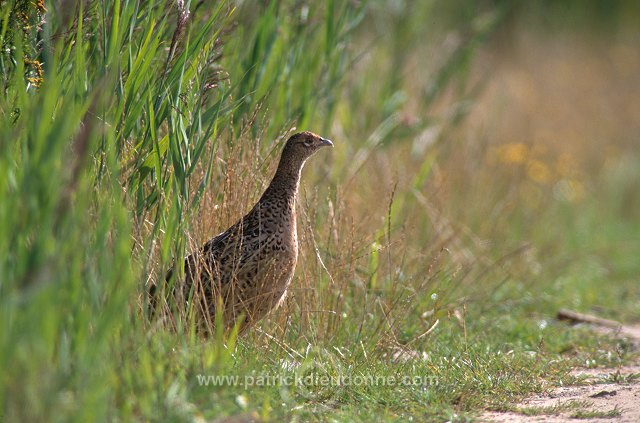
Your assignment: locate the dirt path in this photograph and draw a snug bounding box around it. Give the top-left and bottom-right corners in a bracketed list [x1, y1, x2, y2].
[483, 322, 640, 422]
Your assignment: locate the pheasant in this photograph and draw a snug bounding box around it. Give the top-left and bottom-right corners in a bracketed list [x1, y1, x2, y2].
[154, 131, 333, 333]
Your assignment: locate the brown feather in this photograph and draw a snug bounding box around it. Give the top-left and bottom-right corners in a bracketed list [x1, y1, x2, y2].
[152, 131, 333, 333]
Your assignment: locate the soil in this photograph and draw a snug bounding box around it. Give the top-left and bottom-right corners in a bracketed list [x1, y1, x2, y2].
[483, 323, 640, 423]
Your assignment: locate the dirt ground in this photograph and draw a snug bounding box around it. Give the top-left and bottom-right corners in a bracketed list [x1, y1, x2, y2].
[483, 324, 640, 422]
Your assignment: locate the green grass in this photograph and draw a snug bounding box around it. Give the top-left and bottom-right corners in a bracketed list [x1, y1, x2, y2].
[571, 407, 622, 419]
[513, 400, 592, 416]
[1, 0, 639, 422]
[510, 400, 621, 419]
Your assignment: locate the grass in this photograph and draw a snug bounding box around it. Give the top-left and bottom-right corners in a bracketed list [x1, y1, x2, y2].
[511, 401, 621, 419]
[570, 408, 622, 419]
[513, 400, 592, 416]
[592, 371, 640, 385]
[1, 0, 639, 422]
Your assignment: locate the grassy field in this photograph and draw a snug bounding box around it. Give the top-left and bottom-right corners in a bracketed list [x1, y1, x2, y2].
[1, 1, 639, 421]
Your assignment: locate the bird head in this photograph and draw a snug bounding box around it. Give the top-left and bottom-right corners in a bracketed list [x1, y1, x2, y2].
[283, 131, 333, 160]
[271, 131, 333, 189]
[273, 131, 333, 180]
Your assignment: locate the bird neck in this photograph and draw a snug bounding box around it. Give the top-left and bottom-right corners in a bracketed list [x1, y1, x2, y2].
[261, 157, 305, 204]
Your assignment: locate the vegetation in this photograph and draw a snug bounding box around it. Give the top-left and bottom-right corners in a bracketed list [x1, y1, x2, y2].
[1, 0, 638, 421]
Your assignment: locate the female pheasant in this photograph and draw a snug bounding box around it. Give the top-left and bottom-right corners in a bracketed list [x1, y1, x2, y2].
[158, 131, 333, 332]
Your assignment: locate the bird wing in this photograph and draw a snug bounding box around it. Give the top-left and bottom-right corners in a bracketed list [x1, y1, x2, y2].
[184, 210, 268, 284]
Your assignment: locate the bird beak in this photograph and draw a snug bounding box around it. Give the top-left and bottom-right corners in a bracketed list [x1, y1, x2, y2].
[319, 137, 334, 147]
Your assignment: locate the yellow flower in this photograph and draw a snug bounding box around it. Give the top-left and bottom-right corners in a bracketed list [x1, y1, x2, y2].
[527, 160, 552, 184]
[497, 143, 528, 164]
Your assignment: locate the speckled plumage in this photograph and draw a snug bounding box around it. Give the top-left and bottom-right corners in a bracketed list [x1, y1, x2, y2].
[161, 131, 333, 332]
